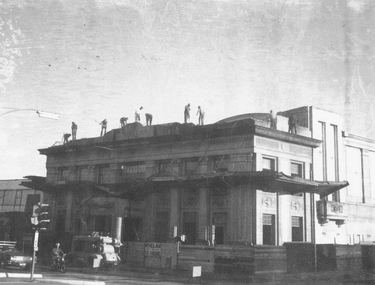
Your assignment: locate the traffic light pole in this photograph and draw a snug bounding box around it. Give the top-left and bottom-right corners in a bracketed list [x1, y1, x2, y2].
[30, 229, 39, 281]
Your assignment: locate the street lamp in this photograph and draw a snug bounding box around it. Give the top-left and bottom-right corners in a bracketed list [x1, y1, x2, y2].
[0, 108, 61, 119]
[36, 111, 61, 120]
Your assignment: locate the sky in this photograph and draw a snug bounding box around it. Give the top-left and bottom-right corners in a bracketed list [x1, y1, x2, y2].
[1, 0, 375, 179]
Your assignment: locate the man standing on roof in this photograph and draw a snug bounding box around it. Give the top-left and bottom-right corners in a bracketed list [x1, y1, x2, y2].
[196, 106, 205, 125]
[145, 113, 153, 126]
[288, 113, 298, 134]
[120, 117, 128, 128]
[135, 107, 143, 123]
[71, 122, 77, 140]
[269, 110, 277, 130]
[100, 119, 107, 136]
[184, 104, 190, 123]
[63, 133, 71, 144]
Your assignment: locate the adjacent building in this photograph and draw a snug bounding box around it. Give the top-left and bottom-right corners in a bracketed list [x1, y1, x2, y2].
[23, 106, 375, 247]
[0, 179, 44, 241]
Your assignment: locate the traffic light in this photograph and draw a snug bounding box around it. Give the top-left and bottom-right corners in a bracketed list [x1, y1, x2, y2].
[181, 235, 186, 242]
[37, 204, 50, 230]
[30, 203, 50, 230]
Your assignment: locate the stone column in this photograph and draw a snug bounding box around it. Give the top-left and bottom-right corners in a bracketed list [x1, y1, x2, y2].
[198, 186, 209, 241]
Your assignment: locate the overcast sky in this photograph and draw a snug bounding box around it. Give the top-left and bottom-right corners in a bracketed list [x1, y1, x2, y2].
[1, 0, 374, 179]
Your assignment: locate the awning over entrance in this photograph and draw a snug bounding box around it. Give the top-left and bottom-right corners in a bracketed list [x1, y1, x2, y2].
[24, 171, 348, 200]
[226, 171, 348, 198]
[22, 176, 151, 200]
[21, 176, 120, 197]
[268, 172, 349, 198]
[148, 170, 349, 199]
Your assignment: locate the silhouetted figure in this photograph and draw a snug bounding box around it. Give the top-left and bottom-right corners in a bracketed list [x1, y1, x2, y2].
[63, 133, 71, 144]
[196, 106, 205, 125]
[145, 113, 153, 125]
[288, 113, 298, 134]
[100, 119, 107, 136]
[269, 110, 277, 130]
[135, 107, 143, 123]
[120, 117, 128, 128]
[71, 122, 77, 140]
[184, 104, 190, 123]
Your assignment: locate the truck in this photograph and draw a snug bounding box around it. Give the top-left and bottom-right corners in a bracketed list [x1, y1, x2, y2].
[65, 233, 122, 268]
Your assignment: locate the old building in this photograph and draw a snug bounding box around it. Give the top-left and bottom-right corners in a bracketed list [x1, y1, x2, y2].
[25, 106, 375, 246]
[0, 179, 44, 242]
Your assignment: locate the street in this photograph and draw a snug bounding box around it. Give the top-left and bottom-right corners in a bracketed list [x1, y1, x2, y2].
[2, 265, 375, 285]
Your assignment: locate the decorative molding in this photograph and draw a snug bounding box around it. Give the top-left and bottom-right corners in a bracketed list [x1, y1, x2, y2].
[331, 202, 343, 214]
[290, 200, 303, 211]
[262, 197, 275, 208]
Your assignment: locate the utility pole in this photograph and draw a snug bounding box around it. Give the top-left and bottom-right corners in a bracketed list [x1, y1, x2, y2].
[30, 229, 39, 281]
[30, 203, 50, 281]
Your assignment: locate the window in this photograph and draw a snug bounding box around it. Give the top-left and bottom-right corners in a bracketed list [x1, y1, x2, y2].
[183, 159, 199, 175]
[119, 163, 146, 180]
[291, 162, 303, 178]
[157, 161, 171, 174]
[263, 214, 275, 245]
[329, 124, 340, 202]
[58, 168, 70, 181]
[213, 213, 228, 245]
[292, 216, 303, 241]
[263, 157, 276, 171]
[210, 156, 230, 172]
[370, 151, 375, 200]
[97, 165, 110, 184]
[78, 167, 89, 181]
[346, 147, 362, 201]
[183, 212, 197, 245]
[291, 162, 304, 196]
[121, 163, 145, 174]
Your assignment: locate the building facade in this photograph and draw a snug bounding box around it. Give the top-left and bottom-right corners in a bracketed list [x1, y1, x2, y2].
[25, 106, 375, 246]
[0, 179, 45, 241]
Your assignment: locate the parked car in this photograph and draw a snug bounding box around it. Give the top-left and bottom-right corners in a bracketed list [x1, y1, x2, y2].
[0, 241, 33, 270]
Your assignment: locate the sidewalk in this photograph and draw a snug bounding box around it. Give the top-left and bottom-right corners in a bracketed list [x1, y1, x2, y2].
[36, 262, 375, 284]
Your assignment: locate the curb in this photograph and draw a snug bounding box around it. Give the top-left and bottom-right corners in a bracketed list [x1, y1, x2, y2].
[0, 273, 43, 278]
[37, 279, 105, 285]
